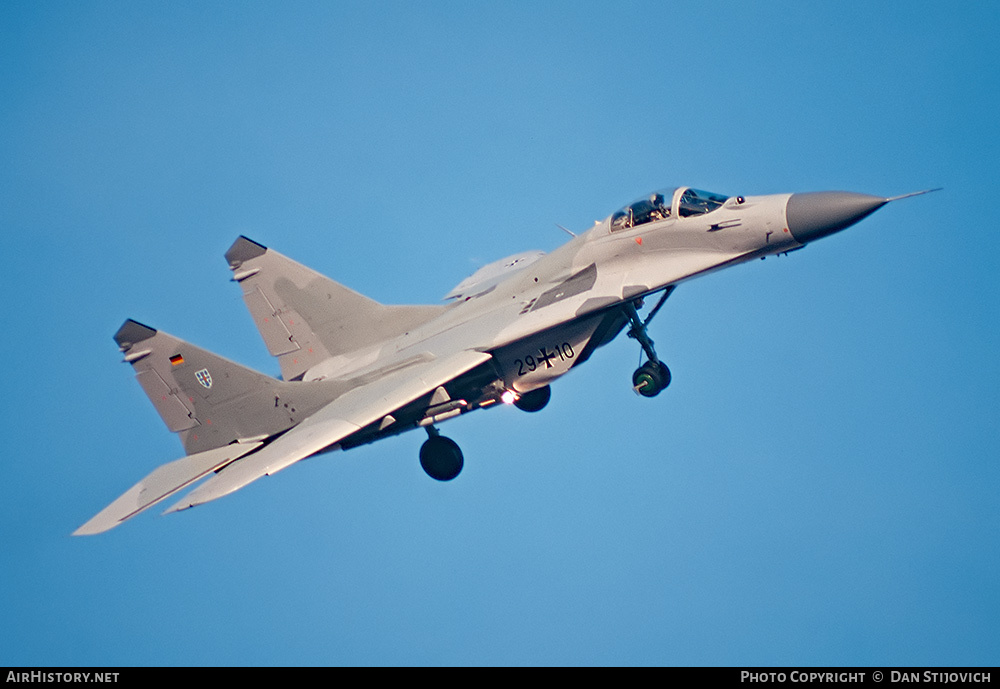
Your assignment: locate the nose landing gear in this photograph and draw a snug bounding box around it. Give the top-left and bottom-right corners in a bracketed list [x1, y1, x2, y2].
[632, 360, 671, 397]
[625, 286, 675, 397]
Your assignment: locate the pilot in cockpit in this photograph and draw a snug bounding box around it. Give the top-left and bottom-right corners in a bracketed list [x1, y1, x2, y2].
[649, 192, 671, 221]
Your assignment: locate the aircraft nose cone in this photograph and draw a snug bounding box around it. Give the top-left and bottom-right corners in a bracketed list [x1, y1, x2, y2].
[785, 191, 888, 244]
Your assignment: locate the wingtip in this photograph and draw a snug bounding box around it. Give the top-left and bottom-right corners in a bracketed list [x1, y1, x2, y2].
[161, 501, 191, 515]
[72, 515, 120, 536]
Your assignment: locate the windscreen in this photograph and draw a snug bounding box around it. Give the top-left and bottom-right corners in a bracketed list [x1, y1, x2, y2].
[678, 188, 729, 217]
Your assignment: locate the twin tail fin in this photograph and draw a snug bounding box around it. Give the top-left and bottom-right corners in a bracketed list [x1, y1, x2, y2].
[113, 319, 336, 456]
[225, 236, 447, 381]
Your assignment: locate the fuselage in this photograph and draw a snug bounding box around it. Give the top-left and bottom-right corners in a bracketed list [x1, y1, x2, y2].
[290, 185, 896, 452]
[80, 185, 901, 532]
[316, 187, 804, 396]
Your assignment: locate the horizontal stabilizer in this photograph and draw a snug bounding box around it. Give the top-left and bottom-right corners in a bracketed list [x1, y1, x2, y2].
[165, 349, 493, 512]
[73, 442, 263, 535]
[112, 319, 341, 456]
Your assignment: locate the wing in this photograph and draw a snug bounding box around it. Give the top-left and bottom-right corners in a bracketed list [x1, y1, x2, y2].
[164, 349, 493, 513]
[74, 441, 264, 535]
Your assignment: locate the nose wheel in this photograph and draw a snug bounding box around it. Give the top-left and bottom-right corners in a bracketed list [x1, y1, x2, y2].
[632, 360, 671, 397]
[625, 286, 675, 397]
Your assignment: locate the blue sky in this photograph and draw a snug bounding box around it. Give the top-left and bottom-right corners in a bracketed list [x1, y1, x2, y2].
[2, 1, 997, 666]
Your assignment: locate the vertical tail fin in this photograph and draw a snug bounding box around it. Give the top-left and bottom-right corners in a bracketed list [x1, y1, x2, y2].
[114, 320, 331, 455]
[224, 236, 447, 381]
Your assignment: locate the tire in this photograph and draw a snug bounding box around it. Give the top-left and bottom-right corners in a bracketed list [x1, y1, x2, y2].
[419, 436, 464, 481]
[632, 361, 670, 397]
[514, 385, 551, 412]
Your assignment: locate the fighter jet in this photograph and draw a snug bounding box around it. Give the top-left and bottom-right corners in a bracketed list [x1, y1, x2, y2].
[75, 186, 935, 534]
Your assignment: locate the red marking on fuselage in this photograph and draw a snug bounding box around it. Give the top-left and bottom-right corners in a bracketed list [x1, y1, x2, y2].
[635, 237, 643, 245]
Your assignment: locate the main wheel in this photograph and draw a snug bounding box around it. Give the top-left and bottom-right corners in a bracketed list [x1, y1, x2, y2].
[632, 361, 671, 397]
[419, 435, 464, 481]
[514, 385, 551, 412]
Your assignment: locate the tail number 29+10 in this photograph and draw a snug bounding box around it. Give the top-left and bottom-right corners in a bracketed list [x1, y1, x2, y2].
[515, 343, 575, 376]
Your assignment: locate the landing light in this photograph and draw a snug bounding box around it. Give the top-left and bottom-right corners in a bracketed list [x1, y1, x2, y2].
[500, 390, 518, 405]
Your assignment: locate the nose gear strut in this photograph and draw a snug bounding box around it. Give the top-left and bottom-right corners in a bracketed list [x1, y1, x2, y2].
[625, 286, 675, 397]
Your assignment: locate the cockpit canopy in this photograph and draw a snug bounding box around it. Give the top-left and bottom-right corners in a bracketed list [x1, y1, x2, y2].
[678, 188, 730, 217]
[610, 187, 730, 232]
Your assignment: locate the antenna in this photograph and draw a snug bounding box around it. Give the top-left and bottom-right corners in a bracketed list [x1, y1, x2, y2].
[887, 188, 943, 202]
[555, 223, 576, 238]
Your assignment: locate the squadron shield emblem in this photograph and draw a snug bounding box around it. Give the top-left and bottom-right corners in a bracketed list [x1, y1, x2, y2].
[195, 368, 213, 389]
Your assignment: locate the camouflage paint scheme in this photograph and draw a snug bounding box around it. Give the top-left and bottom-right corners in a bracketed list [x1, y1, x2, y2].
[77, 186, 931, 534]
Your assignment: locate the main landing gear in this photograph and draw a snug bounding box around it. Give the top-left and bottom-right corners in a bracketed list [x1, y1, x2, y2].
[626, 286, 675, 397]
[419, 426, 464, 481]
[417, 384, 552, 480]
[513, 385, 551, 412]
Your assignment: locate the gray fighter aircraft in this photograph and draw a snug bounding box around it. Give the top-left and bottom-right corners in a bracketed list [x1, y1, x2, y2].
[76, 186, 934, 534]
